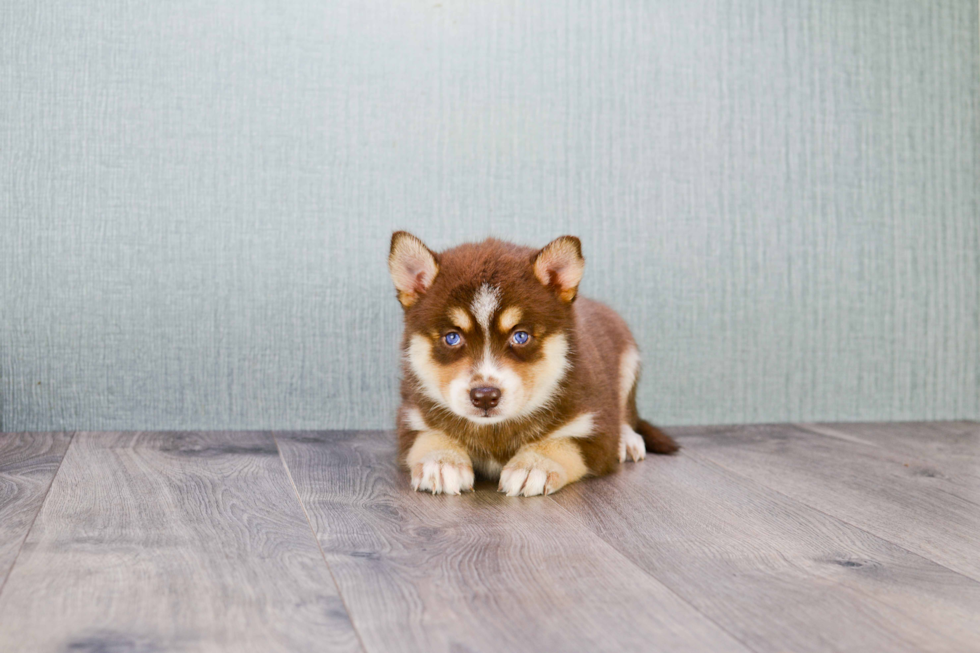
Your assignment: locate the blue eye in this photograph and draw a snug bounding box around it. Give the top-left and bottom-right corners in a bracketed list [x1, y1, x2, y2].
[444, 332, 461, 346]
[511, 330, 530, 345]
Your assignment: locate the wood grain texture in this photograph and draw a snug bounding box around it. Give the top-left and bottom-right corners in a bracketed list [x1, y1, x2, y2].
[797, 421, 980, 499]
[676, 423, 980, 583]
[276, 430, 751, 653]
[553, 449, 980, 653]
[1, 0, 978, 432]
[0, 432, 73, 590]
[0, 431, 362, 653]
[3, 426, 978, 652]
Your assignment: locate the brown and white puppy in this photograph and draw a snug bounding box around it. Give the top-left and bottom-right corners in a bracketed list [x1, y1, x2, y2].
[388, 232, 678, 497]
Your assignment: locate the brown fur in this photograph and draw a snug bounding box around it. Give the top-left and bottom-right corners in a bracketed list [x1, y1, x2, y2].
[391, 233, 678, 493]
[636, 419, 680, 455]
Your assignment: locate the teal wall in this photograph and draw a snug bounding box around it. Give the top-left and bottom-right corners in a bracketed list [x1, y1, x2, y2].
[2, 0, 978, 431]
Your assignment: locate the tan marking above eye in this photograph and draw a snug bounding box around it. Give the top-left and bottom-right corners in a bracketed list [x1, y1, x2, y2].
[449, 307, 473, 332]
[498, 306, 522, 332]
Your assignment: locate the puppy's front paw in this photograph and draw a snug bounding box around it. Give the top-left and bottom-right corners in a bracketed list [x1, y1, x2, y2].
[499, 451, 567, 497]
[411, 450, 475, 495]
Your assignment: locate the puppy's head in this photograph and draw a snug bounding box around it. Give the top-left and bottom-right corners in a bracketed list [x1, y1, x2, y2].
[389, 232, 584, 424]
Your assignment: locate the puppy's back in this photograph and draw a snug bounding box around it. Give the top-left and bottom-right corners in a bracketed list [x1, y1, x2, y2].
[573, 297, 637, 391]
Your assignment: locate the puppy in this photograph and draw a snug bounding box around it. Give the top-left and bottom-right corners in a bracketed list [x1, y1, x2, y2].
[388, 232, 678, 497]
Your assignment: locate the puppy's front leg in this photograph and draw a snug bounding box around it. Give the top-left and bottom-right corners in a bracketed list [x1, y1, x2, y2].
[499, 438, 589, 497]
[406, 430, 475, 495]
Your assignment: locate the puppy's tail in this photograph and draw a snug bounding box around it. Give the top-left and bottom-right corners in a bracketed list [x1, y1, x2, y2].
[636, 419, 680, 455]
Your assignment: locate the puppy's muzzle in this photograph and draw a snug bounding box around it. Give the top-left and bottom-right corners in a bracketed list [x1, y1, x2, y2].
[469, 386, 501, 410]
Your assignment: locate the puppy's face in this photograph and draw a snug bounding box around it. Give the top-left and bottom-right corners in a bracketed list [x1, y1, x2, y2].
[389, 233, 585, 425]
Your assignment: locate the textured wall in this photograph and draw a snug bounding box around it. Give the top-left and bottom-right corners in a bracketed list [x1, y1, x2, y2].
[1, 0, 978, 431]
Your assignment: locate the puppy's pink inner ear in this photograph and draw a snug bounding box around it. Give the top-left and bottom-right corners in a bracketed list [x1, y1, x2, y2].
[408, 267, 433, 294]
[389, 233, 439, 308]
[534, 237, 584, 303]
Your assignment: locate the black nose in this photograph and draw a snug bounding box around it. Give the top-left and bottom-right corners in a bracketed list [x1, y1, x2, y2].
[470, 386, 502, 410]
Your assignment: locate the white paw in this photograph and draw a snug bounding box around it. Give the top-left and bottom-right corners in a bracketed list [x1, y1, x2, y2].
[499, 452, 567, 497]
[619, 425, 646, 463]
[411, 450, 474, 495]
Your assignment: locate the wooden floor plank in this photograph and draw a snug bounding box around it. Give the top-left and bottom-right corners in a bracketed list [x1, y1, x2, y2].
[0, 431, 362, 653]
[0, 432, 73, 593]
[674, 423, 980, 583]
[276, 430, 751, 653]
[797, 422, 980, 500]
[552, 450, 980, 653]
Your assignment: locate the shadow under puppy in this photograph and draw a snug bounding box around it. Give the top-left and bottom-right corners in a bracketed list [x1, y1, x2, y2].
[389, 232, 678, 497]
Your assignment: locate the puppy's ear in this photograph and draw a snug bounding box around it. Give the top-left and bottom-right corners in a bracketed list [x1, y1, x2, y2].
[533, 235, 584, 303]
[389, 231, 439, 308]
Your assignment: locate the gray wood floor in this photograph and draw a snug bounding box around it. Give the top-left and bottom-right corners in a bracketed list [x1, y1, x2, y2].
[0, 423, 977, 653]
